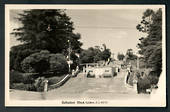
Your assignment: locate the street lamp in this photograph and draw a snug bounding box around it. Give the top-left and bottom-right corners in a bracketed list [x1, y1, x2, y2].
[67, 39, 71, 74]
[65, 23, 72, 74]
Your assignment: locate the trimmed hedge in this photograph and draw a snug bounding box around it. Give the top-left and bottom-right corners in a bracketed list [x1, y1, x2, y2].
[10, 83, 36, 91]
[10, 70, 23, 84]
[21, 50, 69, 76]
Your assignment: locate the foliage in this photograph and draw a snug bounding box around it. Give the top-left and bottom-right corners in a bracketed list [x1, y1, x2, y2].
[34, 77, 46, 92]
[136, 8, 162, 77]
[80, 47, 101, 63]
[79, 45, 111, 64]
[10, 44, 40, 71]
[100, 49, 111, 61]
[137, 76, 151, 93]
[10, 70, 23, 84]
[22, 75, 35, 84]
[117, 53, 125, 60]
[10, 70, 37, 90]
[21, 50, 50, 74]
[148, 71, 159, 84]
[10, 9, 82, 72]
[21, 50, 69, 75]
[126, 49, 137, 60]
[10, 83, 36, 91]
[49, 53, 69, 75]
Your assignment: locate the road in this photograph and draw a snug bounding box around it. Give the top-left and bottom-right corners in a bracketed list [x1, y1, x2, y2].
[10, 70, 150, 100]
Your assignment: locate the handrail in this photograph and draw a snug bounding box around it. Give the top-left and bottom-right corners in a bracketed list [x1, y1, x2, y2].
[48, 74, 71, 90]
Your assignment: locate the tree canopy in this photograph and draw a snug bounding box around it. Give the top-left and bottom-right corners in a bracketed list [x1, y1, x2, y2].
[125, 49, 137, 61]
[12, 9, 82, 53]
[10, 9, 82, 71]
[117, 53, 125, 60]
[136, 8, 162, 76]
[79, 45, 111, 64]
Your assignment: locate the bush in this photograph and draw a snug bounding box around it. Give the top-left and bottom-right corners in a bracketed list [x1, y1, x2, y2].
[34, 77, 46, 92]
[10, 83, 26, 90]
[22, 75, 35, 84]
[10, 70, 23, 84]
[49, 54, 69, 75]
[148, 75, 159, 85]
[137, 76, 151, 93]
[21, 50, 69, 76]
[21, 50, 50, 73]
[10, 83, 36, 91]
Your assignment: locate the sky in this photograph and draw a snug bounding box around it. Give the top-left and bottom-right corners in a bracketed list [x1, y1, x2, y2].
[10, 9, 151, 56]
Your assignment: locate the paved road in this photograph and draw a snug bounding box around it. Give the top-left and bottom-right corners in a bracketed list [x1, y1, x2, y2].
[10, 70, 150, 100]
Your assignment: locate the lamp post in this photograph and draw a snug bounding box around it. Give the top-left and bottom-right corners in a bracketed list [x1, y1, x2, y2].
[68, 39, 71, 74]
[65, 23, 72, 74]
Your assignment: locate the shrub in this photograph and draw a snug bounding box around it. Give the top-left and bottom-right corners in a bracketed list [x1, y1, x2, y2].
[21, 50, 50, 74]
[49, 54, 69, 75]
[21, 50, 69, 76]
[34, 77, 46, 92]
[10, 83, 26, 90]
[22, 75, 35, 84]
[10, 83, 36, 91]
[26, 84, 37, 91]
[147, 75, 159, 85]
[137, 76, 151, 93]
[10, 70, 23, 84]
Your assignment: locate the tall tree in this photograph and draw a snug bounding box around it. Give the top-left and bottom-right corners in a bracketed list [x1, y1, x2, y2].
[11, 9, 82, 71]
[136, 8, 162, 76]
[12, 9, 82, 53]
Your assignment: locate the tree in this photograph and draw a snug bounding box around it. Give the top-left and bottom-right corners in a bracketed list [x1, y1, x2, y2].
[11, 9, 82, 71]
[79, 47, 98, 64]
[117, 53, 125, 60]
[100, 49, 111, 61]
[136, 8, 162, 77]
[79, 45, 111, 64]
[126, 49, 137, 60]
[136, 9, 154, 33]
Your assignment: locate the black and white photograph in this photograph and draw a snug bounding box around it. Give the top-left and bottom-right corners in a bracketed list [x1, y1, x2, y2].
[5, 5, 166, 107]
